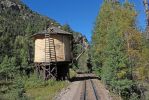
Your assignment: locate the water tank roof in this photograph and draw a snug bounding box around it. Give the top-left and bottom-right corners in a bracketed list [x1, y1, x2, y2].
[33, 26, 72, 36]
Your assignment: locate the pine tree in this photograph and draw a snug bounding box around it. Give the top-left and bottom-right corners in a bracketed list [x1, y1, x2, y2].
[91, 1, 146, 99]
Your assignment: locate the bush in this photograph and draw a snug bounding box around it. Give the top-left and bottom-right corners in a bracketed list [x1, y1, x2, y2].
[69, 69, 77, 79]
[24, 74, 46, 89]
[0, 77, 28, 100]
[129, 93, 139, 100]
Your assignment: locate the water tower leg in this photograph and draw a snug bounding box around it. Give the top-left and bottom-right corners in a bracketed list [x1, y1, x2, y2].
[35, 63, 40, 78]
[43, 66, 46, 80]
[34, 63, 58, 80]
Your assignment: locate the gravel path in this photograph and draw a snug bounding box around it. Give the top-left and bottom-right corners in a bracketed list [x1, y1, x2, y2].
[55, 74, 112, 100]
[55, 81, 82, 100]
[93, 79, 112, 100]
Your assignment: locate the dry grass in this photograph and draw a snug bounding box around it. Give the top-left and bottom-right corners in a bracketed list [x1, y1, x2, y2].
[25, 80, 68, 100]
[23, 74, 69, 100]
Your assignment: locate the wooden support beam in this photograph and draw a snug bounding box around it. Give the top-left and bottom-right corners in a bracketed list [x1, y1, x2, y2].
[75, 50, 85, 61]
[34, 62, 57, 80]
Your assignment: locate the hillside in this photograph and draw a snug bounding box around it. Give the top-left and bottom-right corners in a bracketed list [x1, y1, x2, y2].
[0, 0, 89, 72]
[0, 0, 60, 62]
[0, 0, 89, 99]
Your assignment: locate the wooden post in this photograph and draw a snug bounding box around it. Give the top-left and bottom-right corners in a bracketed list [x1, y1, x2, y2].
[43, 66, 46, 80]
[35, 63, 40, 78]
[36, 64, 39, 78]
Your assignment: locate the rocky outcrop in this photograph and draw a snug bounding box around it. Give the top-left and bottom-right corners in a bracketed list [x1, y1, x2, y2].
[0, 0, 20, 11]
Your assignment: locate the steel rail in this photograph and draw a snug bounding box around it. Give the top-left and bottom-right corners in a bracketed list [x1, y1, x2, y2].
[80, 74, 87, 100]
[83, 80, 87, 100]
[81, 74, 100, 100]
[90, 79, 100, 100]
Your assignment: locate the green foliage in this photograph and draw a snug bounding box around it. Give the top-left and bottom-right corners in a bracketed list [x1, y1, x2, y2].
[0, 0, 71, 99]
[0, 55, 16, 80]
[0, 76, 28, 100]
[61, 24, 73, 33]
[129, 93, 139, 100]
[91, 1, 149, 99]
[61, 24, 90, 71]
[24, 74, 46, 89]
[25, 75, 68, 100]
[0, 0, 61, 77]
[77, 50, 89, 72]
[69, 68, 77, 79]
[0, 0, 88, 99]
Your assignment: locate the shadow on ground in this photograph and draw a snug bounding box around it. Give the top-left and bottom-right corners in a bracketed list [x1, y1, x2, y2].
[69, 73, 100, 82]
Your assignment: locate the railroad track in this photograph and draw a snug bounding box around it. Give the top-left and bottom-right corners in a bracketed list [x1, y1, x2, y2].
[80, 74, 100, 100]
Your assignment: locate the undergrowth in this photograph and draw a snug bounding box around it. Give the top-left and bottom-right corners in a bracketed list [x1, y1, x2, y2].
[24, 74, 69, 100]
[69, 68, 77, 79]
[0, 74, 69, 100]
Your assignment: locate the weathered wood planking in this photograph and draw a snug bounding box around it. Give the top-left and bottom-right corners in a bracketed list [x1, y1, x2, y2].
[34, 34, 72, 62]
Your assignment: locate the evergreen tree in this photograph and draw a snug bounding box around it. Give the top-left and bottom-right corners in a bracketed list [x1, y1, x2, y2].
[91, 1, 148, 99]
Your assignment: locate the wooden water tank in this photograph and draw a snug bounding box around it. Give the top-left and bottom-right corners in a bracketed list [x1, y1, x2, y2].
[33, 27, 73, 63]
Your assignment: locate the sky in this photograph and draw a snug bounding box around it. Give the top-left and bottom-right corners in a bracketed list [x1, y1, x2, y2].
[21, 0, 146, 41]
